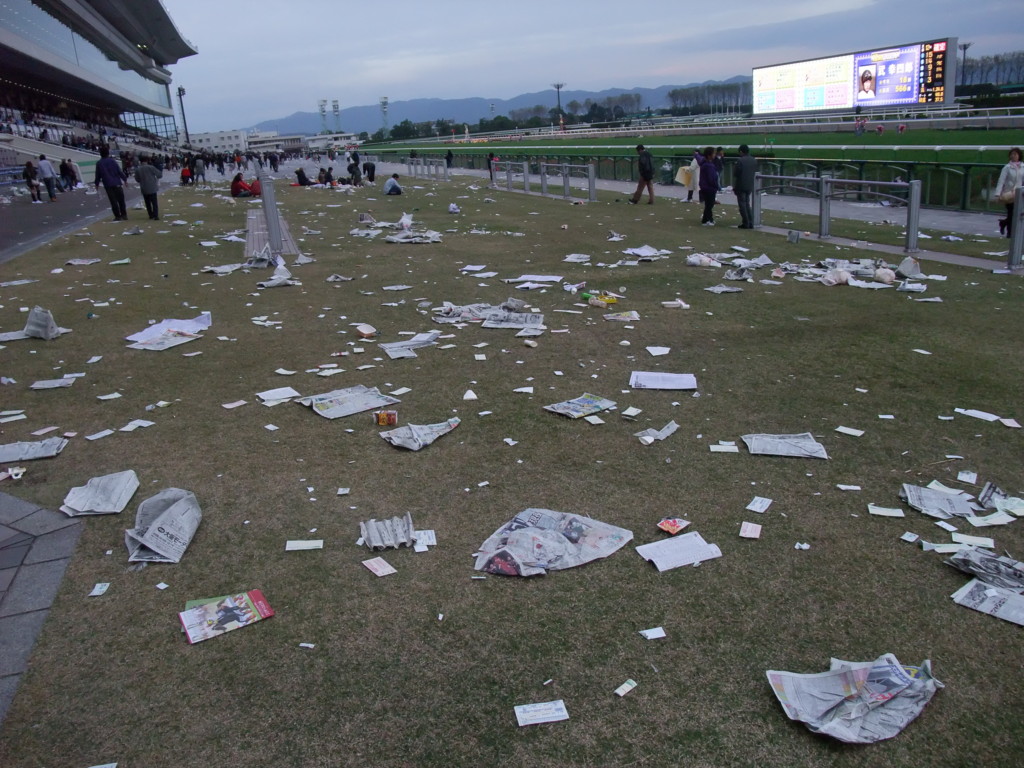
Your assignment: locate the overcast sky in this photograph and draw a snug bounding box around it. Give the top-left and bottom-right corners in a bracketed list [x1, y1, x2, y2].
[162, 0, 1024, 133]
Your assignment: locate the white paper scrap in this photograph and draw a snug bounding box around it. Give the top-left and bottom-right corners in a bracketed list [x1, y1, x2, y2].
[614, 679, 638, 697]
[514, 700, 569, 727]
[868, 504, 905, 517]
[739, 521, 762, 538]
[746, 496, 772, 514]
[952, 533, 995, 548]
[362, 556, 397, 576]
[89, 583, 110, 596]
[639, 627, 666, 640]
[835, 426, 865, 437]
[286, 540, 324, 551]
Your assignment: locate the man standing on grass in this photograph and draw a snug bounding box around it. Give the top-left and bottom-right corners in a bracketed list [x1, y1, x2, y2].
[697, 146, 719, 226]
[629, 144, 655, 204]
[95, 144, 128, 221]
[733, 145, 757, 229]
[134, 154, 163, 220]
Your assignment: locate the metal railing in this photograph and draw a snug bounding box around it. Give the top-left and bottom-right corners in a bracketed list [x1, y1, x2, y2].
[404, 157, 449, 181]
[490, 160, 597, 202]
[752, 173, 923, 252]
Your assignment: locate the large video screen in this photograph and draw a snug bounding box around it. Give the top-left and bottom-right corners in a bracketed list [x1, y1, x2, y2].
[753, 38, 955, 115]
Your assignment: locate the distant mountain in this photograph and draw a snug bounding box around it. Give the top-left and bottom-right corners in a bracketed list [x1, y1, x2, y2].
[250, 77, 750, 136]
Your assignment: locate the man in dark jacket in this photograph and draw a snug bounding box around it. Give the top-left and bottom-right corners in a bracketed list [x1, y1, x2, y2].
[94, 145, 128, 220]
[629, 144, 655, 204]
[134, 154, 163, 220]
[733, 145, 757, 229]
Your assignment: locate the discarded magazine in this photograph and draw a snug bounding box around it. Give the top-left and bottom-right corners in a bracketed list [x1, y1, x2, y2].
[360, 512, 415, 550]
[474, 508, 633, 577]
[179, 589, 274, 644]
[766, 654, 943, 743]
[124, 488, 202, 563]
[543, 393, 616, 419]
[380, 417, 460, 451]
[61, 470, 139, 516]
[297, 385, 400, 420]
[741, 433, 829, 460]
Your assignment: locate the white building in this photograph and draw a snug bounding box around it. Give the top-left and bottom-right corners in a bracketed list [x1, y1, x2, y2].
[305, 132, 360, 152]
[191, 130, 249, 153]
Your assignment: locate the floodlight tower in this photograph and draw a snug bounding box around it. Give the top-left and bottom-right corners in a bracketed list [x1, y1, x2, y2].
[379, 96, 389, 137]
[958, 41, 973, 89]
[176, 86, 190, 147]
[331, 100, 341, 132]
[552, 82, 565, 117]
[318, 99, 328, 133]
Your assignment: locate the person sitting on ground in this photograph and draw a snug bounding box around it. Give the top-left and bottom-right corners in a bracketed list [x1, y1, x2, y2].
[249, 177, 262, 197]
[180, 165, 192, 185]
[382, 173, 403, 195]
[294, 167, 312, 186]
[231, 172, 253, 197]
[316, 167, 327, 184]
[325, 167, 334, 185]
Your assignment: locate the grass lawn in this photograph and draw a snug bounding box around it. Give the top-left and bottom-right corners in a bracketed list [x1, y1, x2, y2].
[0, 172, 1022, 767]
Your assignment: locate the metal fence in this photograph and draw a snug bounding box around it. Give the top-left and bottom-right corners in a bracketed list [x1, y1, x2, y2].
[753, 173, 923, 253]
[490, 160, 597, 202]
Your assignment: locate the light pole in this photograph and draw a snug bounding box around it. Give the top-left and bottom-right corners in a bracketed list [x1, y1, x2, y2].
[176, 86, 190, 147]
[552, 82, 565, 118]
[959, 41, 973, 90]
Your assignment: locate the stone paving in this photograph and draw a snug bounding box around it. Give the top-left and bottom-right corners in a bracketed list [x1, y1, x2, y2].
[0, 493, 81, 723]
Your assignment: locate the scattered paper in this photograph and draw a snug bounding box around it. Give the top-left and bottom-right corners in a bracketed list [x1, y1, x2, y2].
[514, 700, 569, 727]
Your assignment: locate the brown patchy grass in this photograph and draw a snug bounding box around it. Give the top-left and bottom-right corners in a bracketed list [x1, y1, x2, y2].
[0, 170, 1022, 767]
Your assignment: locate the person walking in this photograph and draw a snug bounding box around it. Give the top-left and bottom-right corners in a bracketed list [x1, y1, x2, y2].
[95, 145, 128, 221]
[733, 144, 757, 229]
[37, 154, 58, 201]
[194, 156, 206, 185]
[134, 154, 163, 220]
[628, 144, 655, 205]
[995, 147, 1022, 238]
[685, 152, 699, 202]
[697, 146, 719, 226]
[22, 160, 42, 203]
[445, 149, 454, 168]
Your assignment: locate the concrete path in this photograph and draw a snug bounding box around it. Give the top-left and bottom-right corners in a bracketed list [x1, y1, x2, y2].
[0, 493, 81, 724]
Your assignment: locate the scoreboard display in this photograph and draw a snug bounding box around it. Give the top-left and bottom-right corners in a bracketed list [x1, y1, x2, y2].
[753, 38, 956, 115]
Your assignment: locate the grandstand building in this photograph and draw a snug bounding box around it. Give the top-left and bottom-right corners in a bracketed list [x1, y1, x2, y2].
[0, 0, 196, 140]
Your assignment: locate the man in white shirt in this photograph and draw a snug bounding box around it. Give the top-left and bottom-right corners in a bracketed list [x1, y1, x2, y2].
[37, 154, 58, 201]
[382, 173, 403, 195]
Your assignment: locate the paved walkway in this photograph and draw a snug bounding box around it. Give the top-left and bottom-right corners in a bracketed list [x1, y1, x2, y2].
[0, 493, 81, 723]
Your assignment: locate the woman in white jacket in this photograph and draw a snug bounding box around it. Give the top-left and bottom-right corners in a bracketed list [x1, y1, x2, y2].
[995, 147, 1022, 237]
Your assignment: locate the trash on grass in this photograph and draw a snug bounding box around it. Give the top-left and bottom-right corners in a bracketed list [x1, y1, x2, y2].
[125, 488, 202, 563]
[179, 589, 274, 644]
[474, 508, 633, 577]
[766, 653, 943, 743]
[635, 530, 721, 571]
[61, 470, 139, 516]
[380, 417, 460, 450]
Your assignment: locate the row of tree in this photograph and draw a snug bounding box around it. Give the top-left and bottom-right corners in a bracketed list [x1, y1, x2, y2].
[959, 51, 1024, 86]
